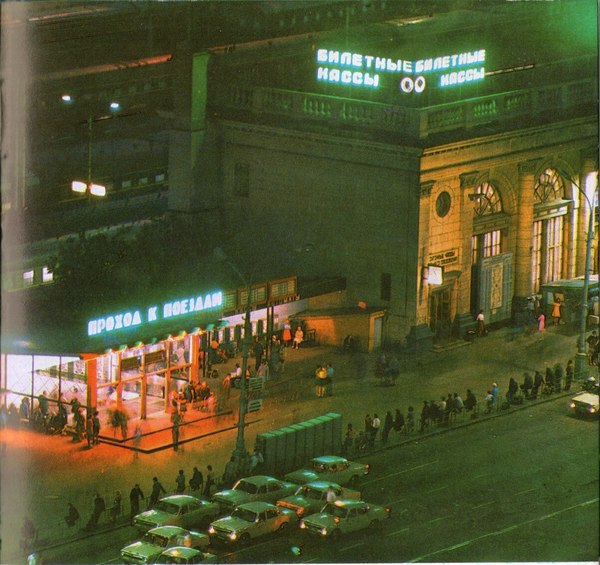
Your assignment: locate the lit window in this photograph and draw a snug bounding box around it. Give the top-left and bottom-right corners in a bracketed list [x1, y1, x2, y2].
[23, 270, 34, 286]
[42, 267, 54, 283]
[534, 168, 564, 203]
[473, 182, 502, 216]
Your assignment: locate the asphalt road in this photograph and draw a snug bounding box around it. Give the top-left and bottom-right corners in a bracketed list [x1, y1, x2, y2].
[39, 395, 598, 564]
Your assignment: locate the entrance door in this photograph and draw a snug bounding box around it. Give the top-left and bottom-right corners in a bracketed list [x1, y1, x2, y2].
[429, 287, 452, 338]
[373, 316, 383, 350]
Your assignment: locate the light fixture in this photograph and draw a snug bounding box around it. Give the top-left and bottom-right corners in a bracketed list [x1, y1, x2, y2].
[61, 94, 73, 103]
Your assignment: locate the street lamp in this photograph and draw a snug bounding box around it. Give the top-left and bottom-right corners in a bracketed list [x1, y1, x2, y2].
[557, 168, 598, 381]
[214, 248, 252, 477]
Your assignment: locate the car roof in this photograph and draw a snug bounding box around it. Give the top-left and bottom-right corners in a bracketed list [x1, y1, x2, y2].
[311, 455, 347, 465]
[160, 546, 203, 558]
[148, 525, 188, 536]
[238, 475, 280, 484]
[303, 481, 342, 490]
[161, 495, 203, 504]
[237, 501, 277, 512]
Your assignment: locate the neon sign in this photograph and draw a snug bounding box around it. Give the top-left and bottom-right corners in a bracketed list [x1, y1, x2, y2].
[87, 291, 223, 337]
[315, 48, 486, 93]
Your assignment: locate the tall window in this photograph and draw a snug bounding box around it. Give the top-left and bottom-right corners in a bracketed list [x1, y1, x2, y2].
[531, 168, 566, 292]
[472, 230, 502, 264]
[471, 182, 503, 264]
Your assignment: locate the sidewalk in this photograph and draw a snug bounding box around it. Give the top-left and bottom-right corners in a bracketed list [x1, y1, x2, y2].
[1, 323, 594, 562]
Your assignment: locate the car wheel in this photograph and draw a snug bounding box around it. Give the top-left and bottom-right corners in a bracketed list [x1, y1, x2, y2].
[239, 533, 251, 545]
[278, 521, 289, 533]
[369, 519, 380, 531]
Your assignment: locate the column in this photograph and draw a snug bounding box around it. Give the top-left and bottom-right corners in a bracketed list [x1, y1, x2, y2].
[454, 171, 480, 334]
[86, 357, 98, 411]
[576, 153, 598, 275]
[513, 160, 540, 306]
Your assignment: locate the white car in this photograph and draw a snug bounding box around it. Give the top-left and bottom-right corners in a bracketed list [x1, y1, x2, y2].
[568, 381, 599, 418]
[211, 475, 297, 513]
[285, 455, 370, 486]
[121, 525, 210, 564]
[155, 546, 218, 564]
[132, 495, 221, 532]
[277, 481, 361, 518]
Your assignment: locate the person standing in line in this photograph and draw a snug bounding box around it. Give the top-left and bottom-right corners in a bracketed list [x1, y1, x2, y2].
[551, 297, 562, 326]
[189, 466, 204, 492]
[393, 409, 405, 434]
[253, 337, 264, 372]
[491, 383, 499, 410]
[149, 477, 166, 508]
[565, 359, 574, 391]
[175, 469, 186, 494]
[84, 493, 106, 531]
[406, 406, 415, 433]
[370, 413, 381, 447]
[204, 465, 215, 498]
[110, 491, 122, 522]
[381, 410, 394, 444]
[129, 484, 144, 520]
[64, 502, 80, 527]
[93, 410, 101, 445]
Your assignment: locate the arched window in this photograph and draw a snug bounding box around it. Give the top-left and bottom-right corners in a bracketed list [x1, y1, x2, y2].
[473, 181, 503, 216]
[531, 168, 567, 292]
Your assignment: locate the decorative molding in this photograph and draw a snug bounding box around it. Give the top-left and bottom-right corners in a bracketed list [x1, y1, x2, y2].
[518, 158, 543, 176]
[459, 171, 480, 189]
[420, 181, 435, 198]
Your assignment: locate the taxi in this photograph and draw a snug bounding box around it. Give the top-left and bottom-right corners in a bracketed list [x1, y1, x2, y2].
[211, 475, 297, 513]
[284, 455, 370, 486]
[299, 499, 391, 540]
[155, 546, 218, 564]
[121, 525, 210, 564]
[207, 501, 297, 546]
[568, 379, 599, 418]
[276, 480, 360, 518]
[132, 495, 222, 532]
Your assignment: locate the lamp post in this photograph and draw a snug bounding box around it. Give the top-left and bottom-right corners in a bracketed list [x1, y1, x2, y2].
[558, 168, 597, 381]
[214, 248, 252, 476]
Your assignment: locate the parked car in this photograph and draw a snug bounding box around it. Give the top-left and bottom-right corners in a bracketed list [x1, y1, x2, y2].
[211, 475, 297, 513]
[207, 501, 297, 546]
[121, 525, 210, 564]
[299, 499, 391, 540]
[133, 495, 222, 532]
[155, 546, 218, 564]
[568, 380, 599, 418]
[284, 455, 370, 486]
[277, 481, 361, 518]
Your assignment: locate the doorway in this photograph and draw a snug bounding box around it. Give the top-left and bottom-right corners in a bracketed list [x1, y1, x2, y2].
[429, 286, 452, 338]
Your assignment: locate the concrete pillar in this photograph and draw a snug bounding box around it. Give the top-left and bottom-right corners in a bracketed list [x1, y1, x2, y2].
[168, 47, 218, 213]
[513, 159, 540, 305]
[86, 357, 97, 411]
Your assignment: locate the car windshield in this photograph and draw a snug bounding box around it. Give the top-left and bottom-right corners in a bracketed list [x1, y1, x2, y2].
[302, 487, 323, 500]
[142, 533, 170, 547]
[234, 480, 258, 494]
[231, 507, 257, 522]
[311, 461, 328, 472]
[323, 503, 347, 518]
[154, 501, 180, 515]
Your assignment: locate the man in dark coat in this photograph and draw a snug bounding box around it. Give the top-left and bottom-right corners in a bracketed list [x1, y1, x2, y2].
[84, 494, 106, 530]
[149, 477, 166, 508]
[129, 484, 144, 520]
[381, 411, 394, 444]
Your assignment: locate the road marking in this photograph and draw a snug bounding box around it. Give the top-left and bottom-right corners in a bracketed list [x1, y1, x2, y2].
[513, 488, 536, 496]
[408, 497, 599, 562]
[388, 527, 410, 537]
[364, 460, 439, 484]
[472, 500, 496, 509]
[340, 542, 364, 552]
[425, 516, 447, 524]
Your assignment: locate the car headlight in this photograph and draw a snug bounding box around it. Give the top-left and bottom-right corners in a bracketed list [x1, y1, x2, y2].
[228, 531, 238, 540]
[320, 527, 328, 536]
[207, 525, 215, 534]
[299, 520, 306, 529]
[588, 406, 597, 413]
[568, 402, 576, 408]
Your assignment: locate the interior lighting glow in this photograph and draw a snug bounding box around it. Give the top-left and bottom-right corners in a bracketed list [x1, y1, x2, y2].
[42, 267, 54, 283]
[61, 94, 73, 103]
[71, 180, 87, 193]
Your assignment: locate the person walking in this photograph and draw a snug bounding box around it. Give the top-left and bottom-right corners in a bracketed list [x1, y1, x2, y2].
[85, 414, 95, 448]
[149, 477, 166, 508]
[189, 466, 204, 492]
[175, 469, 186, 494]
[84, 493, 106, 531]
[476, 310, 486, 336]
[110, 491, 122, 522]
[204, 465, 215, 498]
[129, 484, 144, 520]
[537, 311, 546, 332]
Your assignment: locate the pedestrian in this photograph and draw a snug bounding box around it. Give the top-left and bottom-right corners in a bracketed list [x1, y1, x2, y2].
[129, 483, 144, 520]
[149, 477, 166, 508]
[64, 502, 80, 527]
[370, 413, 381, 446]
[453, 393, 464, 414]
[248, 448, 264, 474]
[485, 390, 494, 413]
[315, 365, 327, 398]
[506, 378, 519, 403]
[110, 490, 122, 522]
[172, 413, 180, 451]
[221, 374, 231, 404]
[553, 363, 564, 393]
[73, 407, 84, 442]
[326, 363, 334, 396]
[381, 410, 394, 444]
[204, 465, 215, 498]
[419, 401, 429, 432]
[253, 337, 264, 371]
[85, 414, 94, 448]
[19, 397, 30, 421]
[93, 410, 101, 445]
[491, 383, 499, 409]
[222, 457, 237, 488]
[464, 390, 477, 412]
[175, 469, 186, 493]
[565, 359, 574, 391]
[532, 370, 544, 399]
[84, 493, 106, 531]
[133, 422, 142, 460]
[587, 331, 599, 366]
[537, 311, 546, 332]
[406, 406, 415, 432]
[393, 409, 405, 434]
[293, 326, 304, 349]
[476, 309, 486, 336]
[342, 423, 355, 455]
[189, 466, 204, 492]
[545, 366, 555, 394]
[551, 297, 562, 326]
